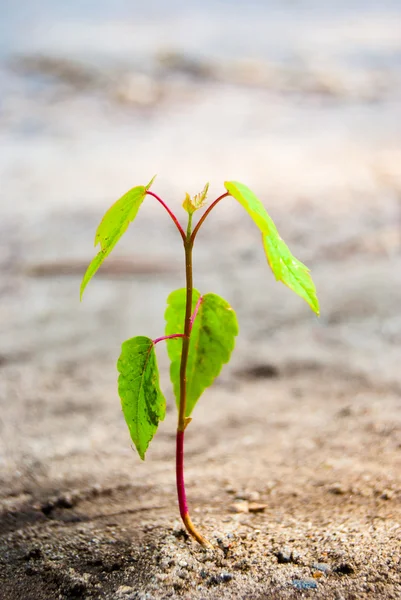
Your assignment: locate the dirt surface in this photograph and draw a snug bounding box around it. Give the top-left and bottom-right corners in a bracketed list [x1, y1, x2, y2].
[1, 197, 400, 599]
[0, 359, 400, 600]
[1, 3, 401, 598]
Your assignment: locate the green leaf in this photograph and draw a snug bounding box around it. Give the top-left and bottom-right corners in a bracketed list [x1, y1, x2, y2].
[262, 234, 319, 315]
[224, 180, 319, 315]
[117, 335, 166, 460]
[80, 177, 156, 299]
[165, 289, 239, 417]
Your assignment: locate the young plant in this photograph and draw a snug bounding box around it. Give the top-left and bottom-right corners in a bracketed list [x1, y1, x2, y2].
[80, 178, 319, 548]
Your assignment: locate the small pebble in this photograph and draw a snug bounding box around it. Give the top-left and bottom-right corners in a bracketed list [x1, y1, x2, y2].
[292, 578, 318, 590]
[313, 562, 331, 574]
[177, 569, 188, 580]
[276, 550, 291, 564]
[329, 483, 347, 495]
[56, 493, 75, 508]
[115, 585, 135, 596]
[248, 502, 267, 513]
[230, 501, 249, 513]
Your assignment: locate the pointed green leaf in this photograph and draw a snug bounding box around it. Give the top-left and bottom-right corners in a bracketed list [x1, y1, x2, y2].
[145, 174, 157, 190]
[80, 177, 156, 299]
[117, 335, 166, 460]
[165, 289, 239, 417]
[224, 180, 319, 315]
[262, 234, 319, 315]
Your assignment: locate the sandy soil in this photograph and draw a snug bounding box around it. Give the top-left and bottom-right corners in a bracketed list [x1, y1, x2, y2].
[0, 358, 400, 600]
[1, 189, 400, 599]
[1, 5, 401, 597]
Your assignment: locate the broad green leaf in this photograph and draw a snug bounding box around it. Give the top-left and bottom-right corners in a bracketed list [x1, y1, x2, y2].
[224, 180, 319, 315]
[117, 335, 166, 460]
[80, 177, 156, 299]
[165, 288, 239, 417]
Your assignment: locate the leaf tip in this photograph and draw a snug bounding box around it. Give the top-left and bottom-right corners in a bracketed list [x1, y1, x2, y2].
[146, 174, 157, 190]
[311, 298, 320, 317]
[79, 279, 87, 301]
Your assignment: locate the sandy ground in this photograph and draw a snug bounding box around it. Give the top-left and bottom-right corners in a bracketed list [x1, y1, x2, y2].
[0, 189, 400, 599]
[1, 3, 401, 598]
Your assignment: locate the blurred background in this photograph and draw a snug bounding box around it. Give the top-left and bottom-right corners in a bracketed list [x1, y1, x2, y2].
[1, 0, 400, 506]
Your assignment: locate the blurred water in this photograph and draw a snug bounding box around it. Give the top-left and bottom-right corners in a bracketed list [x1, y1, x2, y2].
[1, 0, 401, 65]
[0, 0, 400, 217]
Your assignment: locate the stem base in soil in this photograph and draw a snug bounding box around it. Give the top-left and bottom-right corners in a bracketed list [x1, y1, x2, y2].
[176, 429, 213, 549]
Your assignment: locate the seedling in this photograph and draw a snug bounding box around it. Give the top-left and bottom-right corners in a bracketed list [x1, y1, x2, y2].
[80, 178, 319, 548]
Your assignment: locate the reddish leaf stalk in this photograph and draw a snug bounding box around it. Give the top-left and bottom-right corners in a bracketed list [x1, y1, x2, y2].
[146, 190, 186, 242]
[153, 333, 185, 345]
[190, 192, 230, 244]
[189, 295, 203, 331]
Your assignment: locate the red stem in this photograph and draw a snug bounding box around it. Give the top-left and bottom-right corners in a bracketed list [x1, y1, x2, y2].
[176, 430, 188, 520]
[189, 295, 203, 331]
[153, 333, 185, 345]
[176, 429, 212, 548]
[175, 226, 213, 549]
[146, 190, 186, 242]
[190, 192, 230, 244]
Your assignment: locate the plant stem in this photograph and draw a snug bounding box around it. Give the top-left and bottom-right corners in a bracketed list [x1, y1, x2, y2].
[153, 333, 185, 345]
[176, 430, 212, 548]
[189, 295, 202, 332]
[178, 223, 193, 431]
[146, 190, 186, 242]
[190, 192, 229, 244]
[176, 217, 213, 549]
